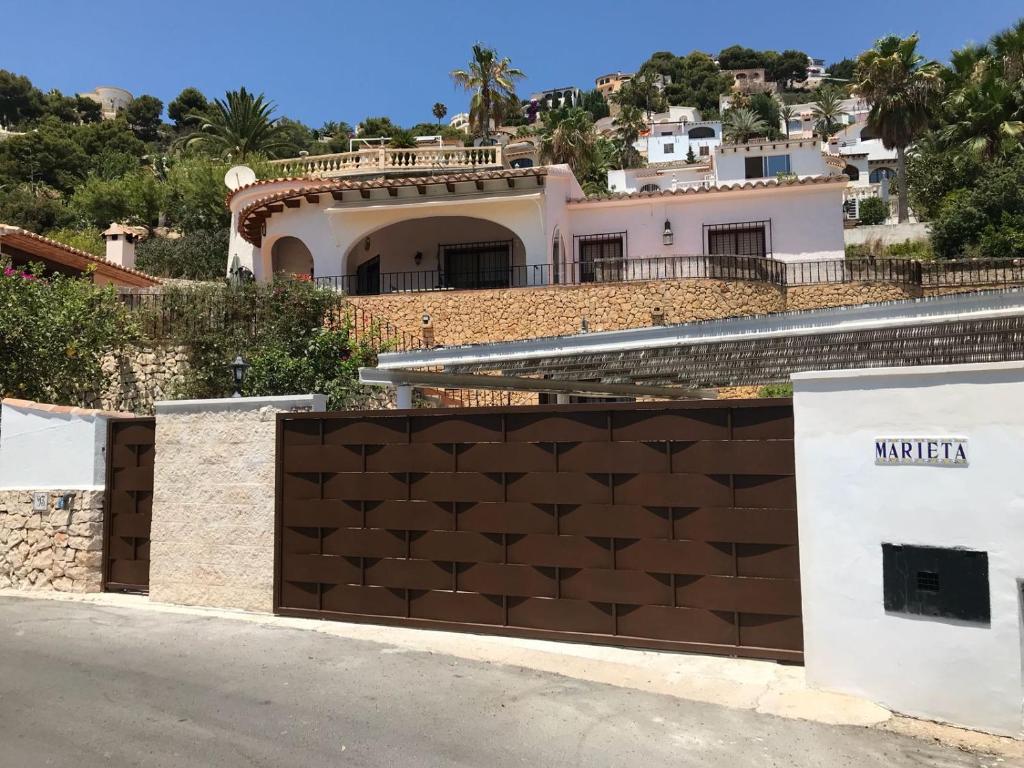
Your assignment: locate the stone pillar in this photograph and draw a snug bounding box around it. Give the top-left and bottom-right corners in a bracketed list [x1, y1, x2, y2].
[149, 394, 327, 613]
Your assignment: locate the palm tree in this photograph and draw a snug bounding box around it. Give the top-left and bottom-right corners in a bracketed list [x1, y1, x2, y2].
[432, 102, 447, 128]
[811, 86, 845, 139]
[538, 108, 600, 179]
[612, 104, 646, 168]
[939, 22, 1024, 160]
[181, 87, 293, 161]
[722, 108, 769, 143]
[780, 104, 797, 138]
[941, 75, 1023, 159]
[450, 44, 524, 144]
[854, 34, 944, 222]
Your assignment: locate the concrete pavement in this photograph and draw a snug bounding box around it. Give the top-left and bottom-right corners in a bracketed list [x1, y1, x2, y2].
[0, 595, 1011, 767]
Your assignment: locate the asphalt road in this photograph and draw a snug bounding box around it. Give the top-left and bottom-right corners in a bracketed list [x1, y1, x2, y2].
[0, 597, 995, 768]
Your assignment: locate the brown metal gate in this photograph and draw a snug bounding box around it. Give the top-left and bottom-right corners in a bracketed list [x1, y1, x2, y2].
[275, 401, 801, 661]
[103, 418, 155, 593]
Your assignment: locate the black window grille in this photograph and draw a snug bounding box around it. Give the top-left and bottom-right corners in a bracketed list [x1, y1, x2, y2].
[439, 240, 513, 290]
[574, 232, 626, 284]
[704, 220, 772, 258]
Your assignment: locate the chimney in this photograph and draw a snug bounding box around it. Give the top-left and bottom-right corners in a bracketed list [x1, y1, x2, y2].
[102, 223, 138, 269]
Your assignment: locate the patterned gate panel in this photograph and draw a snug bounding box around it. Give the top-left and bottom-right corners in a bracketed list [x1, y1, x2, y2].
[103, 418, 155, 592]
[275, 401, 801, 661]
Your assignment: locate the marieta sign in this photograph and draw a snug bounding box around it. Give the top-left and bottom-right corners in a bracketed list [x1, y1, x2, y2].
[875, 437, 968, 466]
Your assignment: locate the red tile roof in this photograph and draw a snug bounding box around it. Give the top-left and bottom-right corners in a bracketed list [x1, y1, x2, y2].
[0, 225, 160, 287]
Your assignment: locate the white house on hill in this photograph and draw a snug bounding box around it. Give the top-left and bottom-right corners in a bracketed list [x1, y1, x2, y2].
[225, 142, 846, 291]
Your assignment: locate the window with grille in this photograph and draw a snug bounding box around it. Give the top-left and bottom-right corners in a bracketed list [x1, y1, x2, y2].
[441, 240, 512, 289]
[639, 183, 660, 193]
[576, 233, 626, 283]
[705, 221, 770, 257]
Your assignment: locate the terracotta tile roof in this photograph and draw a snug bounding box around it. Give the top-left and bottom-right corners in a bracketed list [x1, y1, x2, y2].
[233, 167, 548, 245]
[226, 166, 547, 207]
[1, 397, 135, 420]
[572, 174, 847, 204]
[0, 225, 160, 287]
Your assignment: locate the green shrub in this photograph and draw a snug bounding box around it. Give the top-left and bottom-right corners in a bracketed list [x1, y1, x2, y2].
[858, 196, 888, 226]
[758, 383, 793, 398]
[135, 228, 229, 279]
[885, 238, 934, 260]
[44, 226, 105, 257]
[0, 261, 138, 404]
[146, 280, 383, 409]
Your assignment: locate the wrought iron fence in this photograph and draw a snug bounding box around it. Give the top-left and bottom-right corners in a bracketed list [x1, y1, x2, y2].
[118, 289, 423, 351]
[315, 254, 1024, 295]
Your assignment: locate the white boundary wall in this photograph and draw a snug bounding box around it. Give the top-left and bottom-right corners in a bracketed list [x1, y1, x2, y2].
[793, 362, 1024, 736]
[0, 399, 125, 490]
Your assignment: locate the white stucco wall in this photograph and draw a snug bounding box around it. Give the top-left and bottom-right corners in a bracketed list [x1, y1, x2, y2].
[343, 215, 528, 282]
[793, 362, 1024, 736]
[0, 401, 117, 490]
[567, 183, 845, 261]
[715, 143, 828, 182]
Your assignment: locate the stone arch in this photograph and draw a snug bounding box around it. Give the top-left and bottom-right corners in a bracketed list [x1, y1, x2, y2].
[270, 235, 314, 277]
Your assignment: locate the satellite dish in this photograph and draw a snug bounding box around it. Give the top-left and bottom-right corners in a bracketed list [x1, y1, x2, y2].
[224, 165, 257, 191]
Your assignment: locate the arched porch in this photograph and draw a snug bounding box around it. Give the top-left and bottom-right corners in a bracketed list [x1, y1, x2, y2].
[340, 216, 533, 294]
[268, 236, 314, 278]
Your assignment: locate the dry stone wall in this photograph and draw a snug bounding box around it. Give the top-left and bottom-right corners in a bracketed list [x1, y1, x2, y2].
[349, 279, 922, 348]
[0, 490, 104, 592]
[99, 345, 190, 415]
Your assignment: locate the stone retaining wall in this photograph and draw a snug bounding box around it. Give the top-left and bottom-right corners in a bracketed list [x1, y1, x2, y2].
[99, 345, 191, 415]
[0, 490, 104, 592]
[349, 278, 923, 348]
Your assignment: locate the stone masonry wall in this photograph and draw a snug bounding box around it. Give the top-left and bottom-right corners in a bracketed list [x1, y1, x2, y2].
[149, 407, 282, 613]
[349, 278, 924, 348]
[99, 345, 191, 415]
[0, 490, 104, 592]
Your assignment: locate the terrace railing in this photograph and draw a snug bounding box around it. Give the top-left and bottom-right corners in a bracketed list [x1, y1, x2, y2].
[267, 146, 503, 179]
[118, 289, 423, 351]
[317, 254, 1024, 295]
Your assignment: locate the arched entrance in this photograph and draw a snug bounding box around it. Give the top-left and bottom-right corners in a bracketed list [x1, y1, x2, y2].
[270, 236, 314, 277]
[344, 216, 529, 294]
[843, 164, 860, 181]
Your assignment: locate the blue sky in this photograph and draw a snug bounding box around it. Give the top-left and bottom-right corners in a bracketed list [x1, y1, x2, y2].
[3, 1, 1021, 128]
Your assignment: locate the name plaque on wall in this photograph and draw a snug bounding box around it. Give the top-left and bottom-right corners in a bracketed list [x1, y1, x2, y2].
[875, 437, 968, 467]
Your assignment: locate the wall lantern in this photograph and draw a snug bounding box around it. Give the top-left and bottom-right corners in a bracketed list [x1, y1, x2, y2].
[662, 220, 674, 246]
[229, 355, 249, 398]
[414, 251, 423, 266]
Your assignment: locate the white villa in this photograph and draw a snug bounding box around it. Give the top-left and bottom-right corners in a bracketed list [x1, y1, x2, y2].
[828, 122, 898, 220]
[225, 140, 846, 291]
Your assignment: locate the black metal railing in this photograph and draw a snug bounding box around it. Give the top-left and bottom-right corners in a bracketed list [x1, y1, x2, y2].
[316, 254, 1024, 295]
[118, 289, 423, 351]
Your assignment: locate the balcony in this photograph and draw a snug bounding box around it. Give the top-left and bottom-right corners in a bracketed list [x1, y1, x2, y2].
[315, 254, 1024, 295]
[266, 146, 504, 179]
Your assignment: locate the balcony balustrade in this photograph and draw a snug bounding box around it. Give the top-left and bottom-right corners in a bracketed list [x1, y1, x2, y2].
[266, 145, 504, 179]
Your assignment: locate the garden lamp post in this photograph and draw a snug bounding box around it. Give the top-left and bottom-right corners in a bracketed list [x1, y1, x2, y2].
[229, 355, 249, 398]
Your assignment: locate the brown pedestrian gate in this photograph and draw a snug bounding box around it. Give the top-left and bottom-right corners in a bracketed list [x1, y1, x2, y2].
[103, 418, 155, 593]
[275, 401, 802, 661]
